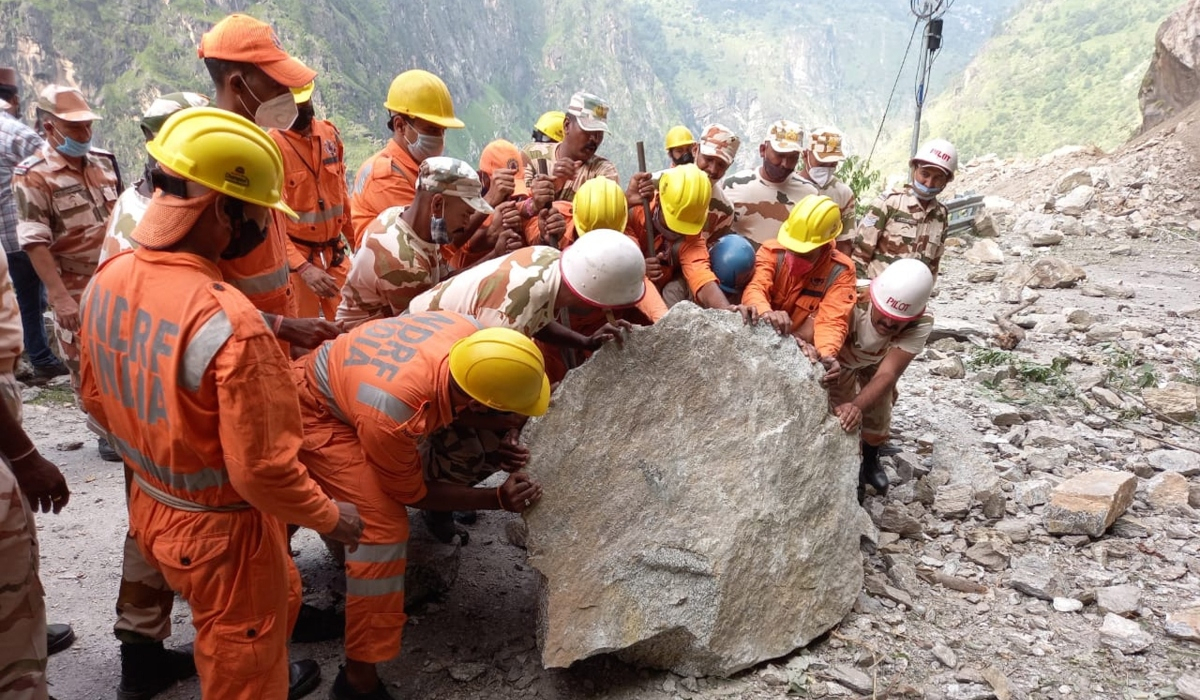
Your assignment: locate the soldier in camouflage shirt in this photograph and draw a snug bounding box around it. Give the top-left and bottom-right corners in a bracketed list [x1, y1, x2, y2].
[849, 139, 957, 280]
[337, 157, 492, 327]
[522, 91, 619, 203]
[721, 120, 813, 245]
[14, 86, 121, 402]
[692, 123, 740, 242]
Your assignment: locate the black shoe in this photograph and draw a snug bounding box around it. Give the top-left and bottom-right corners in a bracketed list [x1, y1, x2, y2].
[288, 659, 322, 700]
[859, 442, 889, 496]
[117, 642, 197, 700]
[329, 666, 395, 700]
[291, 603, 344, 643]
[33, 362, 69, 380]
[452, 510, 477, 525]
[98, 437, 122, 462]
[46, 623, 75, 655]
[421, 510, 468, 545]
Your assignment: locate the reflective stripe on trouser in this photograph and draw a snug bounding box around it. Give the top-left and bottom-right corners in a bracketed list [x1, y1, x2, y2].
[114, 468, 174, 644]
[0, 459, 48, 700]
[290, 249, 349, 322]
[298, 418, 408, 663]
[129, 484, 298, 700]
[828, 363, 896, 445]
[418, 424, 501, 486]
[50, 270, 90, 400]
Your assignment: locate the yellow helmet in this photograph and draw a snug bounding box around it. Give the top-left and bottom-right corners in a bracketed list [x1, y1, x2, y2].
[657, 163, 711, 236]
[534, 110, 566, 142]
[384, 69, 464, 129]
[147, 107, 296, 218]
[777, 195, 842, 253]
[449, 328, 552, 417]
[664, 125, 696, 151]
[574, 177, 628, 234]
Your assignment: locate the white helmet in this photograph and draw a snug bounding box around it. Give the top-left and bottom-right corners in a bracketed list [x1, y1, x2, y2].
[910, 138, 957, 179]
[559, 229, 646, 308]
[869, 259, 934, 321]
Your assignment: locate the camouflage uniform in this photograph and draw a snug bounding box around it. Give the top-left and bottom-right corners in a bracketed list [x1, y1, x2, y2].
[0, 247, 22, 416]
[850, 185, 950, 280]
[830, 294, 933, 444]
[407, 246, 562, 336]
[336, 206, 449, 325]
[694, 124, 741, 243]
[721, 169, 813, 246]
[98, 184, 149, 264]
[523, 92, 619, 202]
[14, 141, 120, 392]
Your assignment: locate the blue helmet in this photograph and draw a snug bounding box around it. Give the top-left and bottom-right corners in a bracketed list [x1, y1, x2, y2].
[710, 234, 756, 294]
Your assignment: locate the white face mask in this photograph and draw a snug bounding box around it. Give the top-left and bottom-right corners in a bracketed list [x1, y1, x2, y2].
[239, 83, 298, 131]
[808, 166, 835, 188]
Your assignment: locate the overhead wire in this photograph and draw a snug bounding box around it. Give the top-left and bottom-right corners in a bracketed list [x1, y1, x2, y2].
[866, 18, 922, 168]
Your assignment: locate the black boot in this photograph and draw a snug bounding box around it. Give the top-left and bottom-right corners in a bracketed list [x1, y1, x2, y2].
[288, 659, 321, 700]
[291, 603, 344, 643]
[421, 510, 469, 545]
[329, 665, 395, 699]
[117, 641, 197, 700]
[98, 437, 122, 462]
[46, 623, 75, 655]
[859, 442, 889, 496]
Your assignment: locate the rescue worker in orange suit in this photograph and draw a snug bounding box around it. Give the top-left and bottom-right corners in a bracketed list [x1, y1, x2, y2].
[349, 70, 464, 245]
[625, 164, 733, 310]
[78, 107, 364, 700]
[736, 195, 857, 380]
[270, 81, 354, 321]
[294, 314, 548, 700]
[199, 12, 343, 351]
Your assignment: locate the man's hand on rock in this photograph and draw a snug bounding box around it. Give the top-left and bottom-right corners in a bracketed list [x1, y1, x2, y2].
[585, 320, 633, 351]
[819, 355, 841, 385]
[498, 471, 542, 513]
[833, 403, 862, 432]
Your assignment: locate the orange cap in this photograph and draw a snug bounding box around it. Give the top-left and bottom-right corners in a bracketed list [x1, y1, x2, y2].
[197, 14, 316, 89]
[132, 190, 221, 250]
[478, 139, 529, 198]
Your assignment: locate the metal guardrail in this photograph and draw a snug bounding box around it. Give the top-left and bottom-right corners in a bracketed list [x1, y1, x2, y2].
[946, 194, 986, 236]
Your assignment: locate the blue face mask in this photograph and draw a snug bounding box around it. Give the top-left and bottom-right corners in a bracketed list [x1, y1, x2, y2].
[911, 179, 943, 200]
[55, 135, 91, 158]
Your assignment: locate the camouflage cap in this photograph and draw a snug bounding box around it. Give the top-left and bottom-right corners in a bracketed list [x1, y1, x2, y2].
[419, 156, 494, 215]
[808, 126, 845, 164]
[697, 123, 741, 165]
[765, 119, 803, 154]
[140, 92, 211, 137]
[567, 91, 610, 133]
[37, 84, 101, 122]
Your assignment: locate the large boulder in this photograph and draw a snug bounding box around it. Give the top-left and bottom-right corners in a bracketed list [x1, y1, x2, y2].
[524, 303, 868, 677]
[1140, 0, 1200, 132]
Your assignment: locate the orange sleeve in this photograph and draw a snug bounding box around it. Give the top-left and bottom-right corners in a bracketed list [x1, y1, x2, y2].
[214, 330, 340, 533]
[812, 262, 858, 358]
[741, 244, 779, 316]
[625, 206, 651, 255]
[522, 213, 541, 247]
[635, 280, 668, 322]
[285, 237, 308, 270]
[678, 235, 718, 294]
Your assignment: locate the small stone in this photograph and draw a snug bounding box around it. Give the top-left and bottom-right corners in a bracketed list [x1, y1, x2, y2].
[1028, 257, 1087, 289]
[875, 503, 923, 537]
[932, 642, 958, 669]
[1085, 324, 1122, 343]
[991, 411, 1024, 427]
[1110, 516, 1152, 539]
[758, 665, 789, 686]
[1147, 472, 1190, 509]
[967, 269, 998, 283]
[504, 519, 528, 549]
[931, 356, 966, 380]
[1142, 383, 1198, 421]
[935, 483, 974, 518]
[55, 441, 84, 452]
[1028, 229, 1063, 246]
[1095, 584, 1140, 617]
[1147, 449, 1200, 476]
[1054, 168, 1093, 194]
[1099, 613, 1152, 654]
[1091, 387, 1124, 409]
[966, 239, 1005, 264]
[827, 664, 873, 695]
[995, 519, 1031, 544]
[1110, 245, 1133, 256]
[448, 662, 490, 682]
[1044, 470, 1137, 537]
[964, 541, 1009, 571]
[1165, 607, 1200, 642]
[1178, 674, 1200, 700]
[1052, 597, 1083, 612]
[1054, 185, 1095, 216]
[1008, 555, 1068, 601]
[1012, 479, 1052, 508]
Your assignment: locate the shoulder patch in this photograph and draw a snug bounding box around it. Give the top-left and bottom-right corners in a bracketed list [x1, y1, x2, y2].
[202, 282, 272, 342]
[14, 154, 45, 174]
[859, 213, 878, 228]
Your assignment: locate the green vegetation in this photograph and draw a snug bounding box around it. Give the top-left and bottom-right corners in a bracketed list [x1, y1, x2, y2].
[836, 156, 884, 218]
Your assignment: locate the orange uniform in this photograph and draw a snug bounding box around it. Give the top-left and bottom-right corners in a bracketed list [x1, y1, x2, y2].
[522, 201, 578, 249]
[78, 248, 340, 700]
[271, 121, 354, 321]
[742, 240, 857, 358]
[627, 203, 719, 295]
[219, 209, 297, 325]
[349, 140, 419, 247]
[294, 311, 478, 663]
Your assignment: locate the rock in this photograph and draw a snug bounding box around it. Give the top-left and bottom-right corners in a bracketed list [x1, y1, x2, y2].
[1043, 471, 1137, 537]
[1091, 387, 1124, 409]
[504, 518, 528, 549]
[1008, 555, 1068, 601]
[1147, 472, 1191, 509]
[1192, 483, 1200, 508]
[995, 519, 1031, 544]
[1052, 597, 1083, 612]
[876, 503, 924, 537]
[1012, 479, 1052, 507]
[930, 356, 966, 380]
[1099, 613, 1152, 654]
[1080, 283, 1136, 299]
[1027, 229, 1063, 247]
[1179, 674, 1200, 700]
[1096, 585, 1141, 617]
[964, 541, 1009, 571]
[1142, 383, 1198, 421]
[967, 269, 998, 283]
[1147, 449, 1200, 476]
[448, 662, 490, 682]
[1085, 324, 1122, 343]
[404, 519, 462, 610]
[524, 304, 869, 677]
[932, 642, 958, 669]
[1054, 168, 1094, 194]
[827, 664, 873, 695]
[1028, 257, 1087, 289]
[1139, 0, 1200, 132]
[1165, 607, 1200, 642]
[1054, 186, 1095, 216]
[965, 239, 1005, 264]
[934, 483, 974, 518]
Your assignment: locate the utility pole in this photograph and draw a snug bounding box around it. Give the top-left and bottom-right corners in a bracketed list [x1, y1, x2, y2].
[909, 0, 950, 158]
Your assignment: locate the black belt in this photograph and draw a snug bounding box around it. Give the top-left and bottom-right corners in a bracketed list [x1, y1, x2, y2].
[289, 235, 346, 268]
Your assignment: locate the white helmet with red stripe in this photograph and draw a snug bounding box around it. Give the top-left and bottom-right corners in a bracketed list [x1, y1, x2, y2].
[910, 138, 957, 179]
[869, 259, 934, 321]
